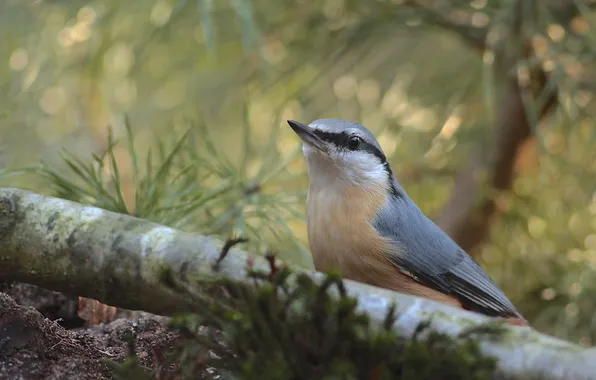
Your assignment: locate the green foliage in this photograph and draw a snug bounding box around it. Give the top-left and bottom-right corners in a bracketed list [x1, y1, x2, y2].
[35, 119, 219, 223]
[30, 116, 311, 266]
[107, 260, 502, 380]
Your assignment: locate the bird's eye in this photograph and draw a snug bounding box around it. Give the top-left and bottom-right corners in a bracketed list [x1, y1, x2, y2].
[347, 136, 361, 150]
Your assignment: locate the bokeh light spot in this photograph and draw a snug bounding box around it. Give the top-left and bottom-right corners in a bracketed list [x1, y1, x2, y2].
[77, 6, 97, 24]
[528, 216, 547, 237]
[104, 43, 135, 76]
[40, 87, 66, 115]
[333, 75, 358, 100]
[547, 24, 565, 43]
[150, 1, 172, 27]
[541, 287, 556, 300]
[9, 49, 28, 71]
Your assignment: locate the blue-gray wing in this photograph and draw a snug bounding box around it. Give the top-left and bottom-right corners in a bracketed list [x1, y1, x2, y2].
[374, 182, 522, 318]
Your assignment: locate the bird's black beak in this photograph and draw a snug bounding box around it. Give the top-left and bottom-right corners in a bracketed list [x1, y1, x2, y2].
[287, 120, 326, 152]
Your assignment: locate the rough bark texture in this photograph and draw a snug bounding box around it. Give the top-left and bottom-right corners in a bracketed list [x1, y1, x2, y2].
[1, 187, 596, 379]
[0, 187, 270, 316]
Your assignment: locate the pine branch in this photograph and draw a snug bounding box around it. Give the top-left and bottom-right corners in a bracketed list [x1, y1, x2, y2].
[0, 187, 595, 379]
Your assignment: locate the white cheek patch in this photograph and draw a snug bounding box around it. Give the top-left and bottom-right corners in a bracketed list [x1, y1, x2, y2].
[302, 143, 309, 156]
[338, 151, 387, 186]
[304, 141, 388, 191]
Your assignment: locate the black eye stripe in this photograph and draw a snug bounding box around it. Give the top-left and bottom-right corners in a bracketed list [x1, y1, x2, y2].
[312, 130, 387, 162]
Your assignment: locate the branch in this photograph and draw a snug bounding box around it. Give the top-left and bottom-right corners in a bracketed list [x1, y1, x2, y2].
[435, 0, 562, 255]
[435, 70, 557, 254]
[0, 187, 595, 378]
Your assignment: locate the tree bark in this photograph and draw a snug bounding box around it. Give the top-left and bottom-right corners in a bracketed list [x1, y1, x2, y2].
[435, 0, 561, 255]
[1, 187, 596, 379]
[435, 72, 557, 255]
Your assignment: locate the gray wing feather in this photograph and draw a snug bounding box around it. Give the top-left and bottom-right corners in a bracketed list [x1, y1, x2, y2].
[374, 179, 522, 318]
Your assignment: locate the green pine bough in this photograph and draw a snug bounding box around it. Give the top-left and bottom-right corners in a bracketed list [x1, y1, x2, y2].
[0, 187, 595, 379]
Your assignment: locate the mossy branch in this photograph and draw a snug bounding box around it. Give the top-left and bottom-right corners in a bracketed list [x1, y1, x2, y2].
[0, 187, 595, 379]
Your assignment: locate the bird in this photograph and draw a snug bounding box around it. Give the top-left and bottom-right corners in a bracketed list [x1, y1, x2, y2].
[287, 118, 528, 326]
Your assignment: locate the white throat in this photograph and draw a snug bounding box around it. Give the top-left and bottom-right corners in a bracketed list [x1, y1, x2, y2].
[303, 143, 389, 193]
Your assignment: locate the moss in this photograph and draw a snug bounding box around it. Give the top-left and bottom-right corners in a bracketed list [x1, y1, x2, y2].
[0, 195, 17, 237]
[111, 259, 504, 380]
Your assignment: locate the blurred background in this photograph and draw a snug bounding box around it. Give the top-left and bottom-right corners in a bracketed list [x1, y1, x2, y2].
[1, 0, 596, 345]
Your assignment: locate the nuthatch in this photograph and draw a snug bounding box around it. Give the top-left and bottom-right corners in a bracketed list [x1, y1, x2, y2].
[287, 118, 527, 326]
